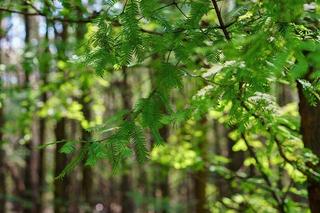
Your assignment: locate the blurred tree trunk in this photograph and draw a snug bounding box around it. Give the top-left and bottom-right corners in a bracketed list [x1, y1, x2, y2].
[226, 128, 244, 172]
[278, 85, 293, 107]
[120, 172, 134, 213]
[277, 85, 293, 191]
[0, 13, 7, 213]
[119, 68, 135, 213]
[213, 123, 245, 199]
[192, 118, 208, 213]
[75, 6, 94, 210]
[81, 93, 93, 211]
[54, 118, 69, 213]
[67, 120, 81, 213]
[23, 7, 38, 213]
[6, 163, 25, 212]
[159, 127, 169, 213]
[298, 65, 320, 213]
[212, 121, 229, 199]
[152, 126, 170, 213]
[37, 20, 50, 213]
[54, 22, 70, 213]
[104, 90, 120, 213]
[0, 79, 6, 213]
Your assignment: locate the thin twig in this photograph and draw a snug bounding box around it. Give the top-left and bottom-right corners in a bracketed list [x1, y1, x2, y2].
[174, 3, 188, 19]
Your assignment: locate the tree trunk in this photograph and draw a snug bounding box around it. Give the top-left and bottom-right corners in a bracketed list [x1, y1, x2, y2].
[74, 6, 94, 210]
[0, 107, 6, 213]
[193, 118, 208, 213]
[277, 84, 293, 192]
[119, 68, 135, 213]
[298, 65, 320, 213]
[0, 13, 7, 213]
[67, 120, 81, 213]
[37, 20, 50, 213]
[212, 120, 229, 199]
[54, 22, 70, 213]
[37, 112, 46, 212]
[81, 96, 93, 211]
[23, 7, 38, 213]
[120, 173, 134, 213]
[158, 127, 170, 213]
[193, 171, 208, 213]
[278, 84, 293, 107]
[54, 118, 70, 213]
[226, 128, 245, 172]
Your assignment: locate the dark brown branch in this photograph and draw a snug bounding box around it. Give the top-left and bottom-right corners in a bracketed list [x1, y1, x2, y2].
[210, 0, 231, 40]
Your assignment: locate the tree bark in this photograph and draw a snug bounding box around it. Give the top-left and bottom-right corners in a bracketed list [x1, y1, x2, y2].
[54, 118, 70, 213]
[0, 108, 6, 213]
[193, 118, 209, 213]
[226, 128, 245, 172]
[119, 68, 135, 213]
[74, 5, 94, 210]
[23, 6, 38, 213]
[37, 19, 50, 213]
[53, 22, 70, 213]
[81, 95, 93, 211]
[158, 127, 170, 213]
[298, 65, 320, 213]
[0, 14, 6, 211]
[212, 121, 229, 199]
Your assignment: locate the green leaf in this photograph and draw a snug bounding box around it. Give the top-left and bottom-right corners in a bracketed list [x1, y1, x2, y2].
[131, 124, 148, 163]
[59, 141, 76, 154]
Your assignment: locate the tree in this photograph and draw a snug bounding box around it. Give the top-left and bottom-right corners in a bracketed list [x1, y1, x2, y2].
[0, 11, 6, 213]
[37, 18, 50, 213]
[22, 4, 38, 212]
[53, 21, 70, 213]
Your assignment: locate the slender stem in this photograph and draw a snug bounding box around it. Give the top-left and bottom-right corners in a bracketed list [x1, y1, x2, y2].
[210, 0, 231, 40]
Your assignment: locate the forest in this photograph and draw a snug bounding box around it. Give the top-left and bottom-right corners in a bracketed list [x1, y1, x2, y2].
[0, 0, 319, 212]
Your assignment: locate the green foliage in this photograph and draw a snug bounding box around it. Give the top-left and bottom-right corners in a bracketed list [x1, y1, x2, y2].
[1, 0, 320, 211]
[59, 141, 76, 154]
[52, 0, 320, 211]
[81, 0, 318, 158]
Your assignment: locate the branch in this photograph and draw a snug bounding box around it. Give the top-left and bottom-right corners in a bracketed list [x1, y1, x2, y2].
[239, 98, 320, 180]
[174, 2, 188, 19]
[0, 7, 39, 16]
[0, 7, 101, 23]
[241, 133, 285, 213]
[210, 0, 231, 40]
